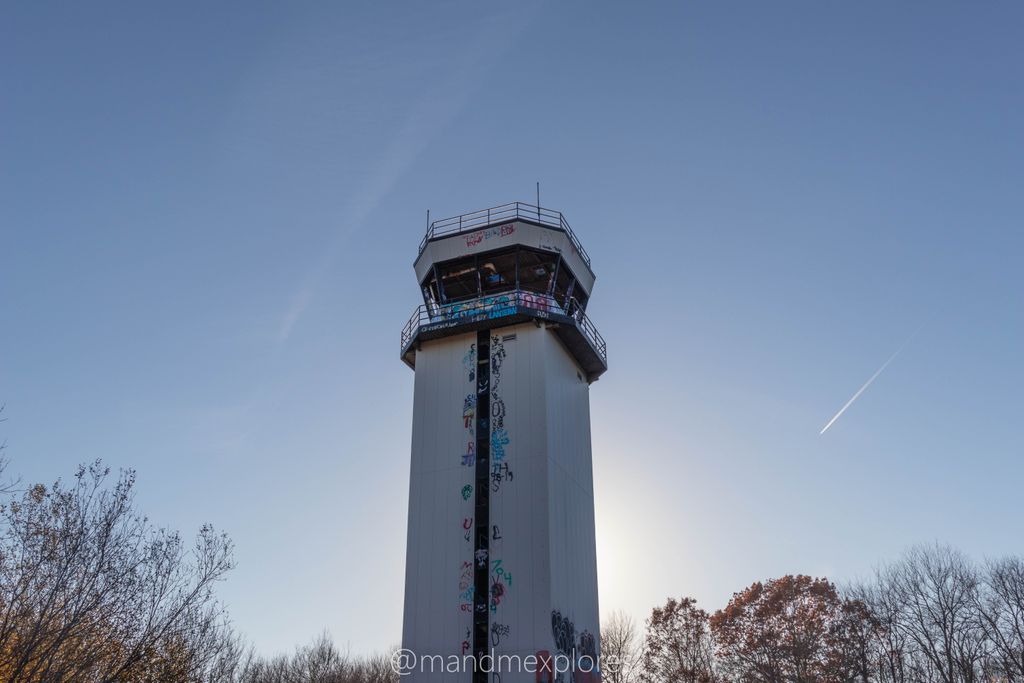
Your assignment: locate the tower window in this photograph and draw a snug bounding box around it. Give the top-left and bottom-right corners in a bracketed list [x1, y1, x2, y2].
[421, 271, 441, 311]
[479, 249, 517, 296]
[553, 263, 573, 306]
[518, 249, 557, 295]
[438, 257, 480, 302]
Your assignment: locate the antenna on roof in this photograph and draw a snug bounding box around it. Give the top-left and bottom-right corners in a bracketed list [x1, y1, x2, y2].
[536, 181, 541, 220]
[426, 209, 430, 231]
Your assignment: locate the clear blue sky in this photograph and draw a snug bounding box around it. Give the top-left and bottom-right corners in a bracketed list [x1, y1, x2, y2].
[3, 1, 1022, 657]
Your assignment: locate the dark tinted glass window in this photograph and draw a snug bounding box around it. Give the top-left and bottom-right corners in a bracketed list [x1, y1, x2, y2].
[479, 249, 517, 295]
[553, 260, 574, 305]
[438, 257, 479, 302]
[422, 272, 441, 308]
[518, 249, 557, 294]
[571, 290, 589, 314]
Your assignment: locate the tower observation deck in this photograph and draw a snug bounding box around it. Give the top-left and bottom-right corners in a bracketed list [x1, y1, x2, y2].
[400, 202, 607, 382]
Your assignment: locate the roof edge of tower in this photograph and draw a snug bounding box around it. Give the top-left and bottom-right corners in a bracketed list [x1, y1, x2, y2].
[414, 202, 595, 279]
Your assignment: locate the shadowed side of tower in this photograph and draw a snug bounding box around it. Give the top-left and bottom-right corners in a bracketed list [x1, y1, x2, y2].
[399, 203, 607, 682]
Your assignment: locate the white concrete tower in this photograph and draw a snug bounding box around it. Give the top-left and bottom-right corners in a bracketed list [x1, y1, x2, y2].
[400, 203, 607, 683]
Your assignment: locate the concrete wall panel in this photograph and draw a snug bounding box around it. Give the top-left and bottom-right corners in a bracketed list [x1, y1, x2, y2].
[402, 322, 601, 682]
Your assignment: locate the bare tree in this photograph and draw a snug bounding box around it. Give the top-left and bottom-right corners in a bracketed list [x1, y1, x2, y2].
[847, 579, 910, 683]
[885, 545, 988, 683]
[851, 545, 996, 683]
[206, 633, 258, 683]
[220, 633, 398, 683]
[0, 461, 235, 682]
[978, 557, 1024, 682]
[0, 406, 20, 496]
[602, 610, 642, 683]
[359, 650, 400, 683]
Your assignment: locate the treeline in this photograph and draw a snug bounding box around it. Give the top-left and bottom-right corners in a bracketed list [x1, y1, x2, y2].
[208, 634, 395, 683]
[4, 455, 1023, 683]
[603, 548, 1024, 683]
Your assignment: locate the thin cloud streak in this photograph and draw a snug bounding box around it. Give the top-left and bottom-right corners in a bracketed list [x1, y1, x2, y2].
[275, 98, 465, 342]
[819, 330, 919, 435]
[278, 286, 314, 342]
[276, 10, 535, 342]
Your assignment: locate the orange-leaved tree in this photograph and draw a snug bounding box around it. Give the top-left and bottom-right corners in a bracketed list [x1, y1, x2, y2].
[709, 575, 875, 683]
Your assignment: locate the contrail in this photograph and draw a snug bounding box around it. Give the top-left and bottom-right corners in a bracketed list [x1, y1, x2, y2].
[819, 331, 919, 435]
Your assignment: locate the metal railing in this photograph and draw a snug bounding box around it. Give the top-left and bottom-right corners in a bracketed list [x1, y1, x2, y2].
[400, 289, 606, 361]
[417, 202, 591, 268]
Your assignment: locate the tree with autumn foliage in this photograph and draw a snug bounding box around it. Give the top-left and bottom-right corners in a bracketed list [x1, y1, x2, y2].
[709, 575, 876, 683]
[639, 597, 718, 683]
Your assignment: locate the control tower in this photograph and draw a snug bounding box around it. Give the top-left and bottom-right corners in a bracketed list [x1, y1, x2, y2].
[400, 203, 607, 682]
